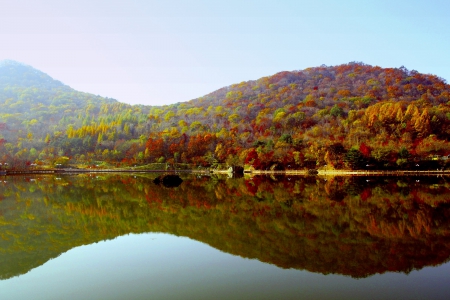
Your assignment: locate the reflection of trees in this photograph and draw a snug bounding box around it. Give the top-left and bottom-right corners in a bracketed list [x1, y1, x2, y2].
[1, 174, 450, 279]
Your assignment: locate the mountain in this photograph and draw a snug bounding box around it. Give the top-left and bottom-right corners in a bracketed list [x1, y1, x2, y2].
[1, 61, 450, 170]
[0, 60, 150, 166]
[0, 60, 65, 89]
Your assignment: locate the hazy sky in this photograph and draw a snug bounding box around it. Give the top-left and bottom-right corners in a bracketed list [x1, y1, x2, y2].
[1, 0, 449, 106]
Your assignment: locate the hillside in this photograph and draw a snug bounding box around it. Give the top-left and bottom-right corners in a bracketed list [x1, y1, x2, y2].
[0, 60, 150, 167]
[1, 61, 450, 170]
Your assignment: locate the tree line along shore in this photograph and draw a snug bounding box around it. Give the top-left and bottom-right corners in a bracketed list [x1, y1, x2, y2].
[1, 166, 449, 176]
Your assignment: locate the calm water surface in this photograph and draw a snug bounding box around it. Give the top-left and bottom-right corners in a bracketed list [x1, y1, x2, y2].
[0, 174, 450, 299]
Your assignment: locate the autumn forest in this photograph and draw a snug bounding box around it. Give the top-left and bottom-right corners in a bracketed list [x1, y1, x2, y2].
[1, 60, 450, 170]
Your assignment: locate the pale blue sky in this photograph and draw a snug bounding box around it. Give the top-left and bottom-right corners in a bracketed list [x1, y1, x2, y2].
[1, 0, 449, 106]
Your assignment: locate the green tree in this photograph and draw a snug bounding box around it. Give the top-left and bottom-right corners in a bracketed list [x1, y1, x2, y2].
[330, 104, 344, 117]
[344, 148, 364, 169]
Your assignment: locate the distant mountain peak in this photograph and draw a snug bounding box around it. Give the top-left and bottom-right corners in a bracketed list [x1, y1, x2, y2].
[0, 59, 27, 66]
[0, 59, 16, 65]
[0, 60, 65, 89]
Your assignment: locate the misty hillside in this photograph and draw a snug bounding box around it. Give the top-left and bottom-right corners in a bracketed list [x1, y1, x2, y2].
[1, 61, 450, 170]
[0, 60, 149, 160]
[0, 60, 119, 116]
[0, 60, 65, 89]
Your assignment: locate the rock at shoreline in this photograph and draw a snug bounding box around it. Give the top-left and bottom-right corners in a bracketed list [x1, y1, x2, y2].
[153, 175, 183, 188]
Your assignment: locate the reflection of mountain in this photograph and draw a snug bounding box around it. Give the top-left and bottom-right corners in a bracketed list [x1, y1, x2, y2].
[1, 174, 450, 279]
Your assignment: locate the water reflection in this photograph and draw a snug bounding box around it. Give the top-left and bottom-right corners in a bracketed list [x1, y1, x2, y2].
[1, 174, 450, 280]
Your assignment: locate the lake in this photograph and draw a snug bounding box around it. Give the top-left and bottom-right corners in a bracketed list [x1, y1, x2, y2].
[0, 173, 450, 299]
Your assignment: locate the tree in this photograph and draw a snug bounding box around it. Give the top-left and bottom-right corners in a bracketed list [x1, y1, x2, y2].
[344, 148, 365, 169]
[398, 146, 410, 159]
[359, 143, 371, 157]
[145, 137, 165, 162]
[414, 109, 431, 138]
[330, 104, 344, 117]
[279, 134, 293, 144]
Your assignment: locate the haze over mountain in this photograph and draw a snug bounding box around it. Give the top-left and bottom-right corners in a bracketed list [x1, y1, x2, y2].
[0, 60, 449, 170]
[0, 60, 65, 89]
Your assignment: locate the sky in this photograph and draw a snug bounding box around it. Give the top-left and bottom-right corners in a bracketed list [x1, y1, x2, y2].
[0, 0, 449, 106]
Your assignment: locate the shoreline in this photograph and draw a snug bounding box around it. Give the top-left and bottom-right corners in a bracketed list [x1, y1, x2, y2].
[250, 170, 450, 176]
[1, 168, 449, 176]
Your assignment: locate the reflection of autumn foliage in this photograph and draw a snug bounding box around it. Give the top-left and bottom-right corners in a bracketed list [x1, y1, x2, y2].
[1, 174, 450, 279]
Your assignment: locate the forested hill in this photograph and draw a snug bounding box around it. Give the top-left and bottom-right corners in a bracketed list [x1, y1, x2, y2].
[0, 60, 149, 166]
[0, 60, 66, 89]
[1, 61, 450, 170]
